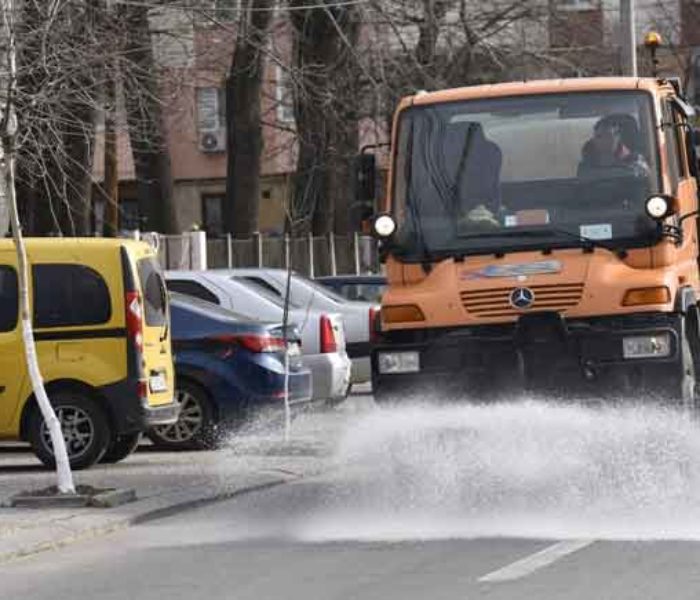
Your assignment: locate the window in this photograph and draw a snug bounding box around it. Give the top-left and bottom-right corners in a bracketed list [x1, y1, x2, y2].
[0, 266, 18, 332]
[275, 66, 295, 124]
[555, 0, 597, 9]
[202, 194, 225, 237]
[33, 265, 111, 328]
[119, 200, 140, 232]
[663, 101, 682, 191]
[137, 258, 167, 327]
[196, 87, 226, 132]
[166, 279, 220, 305]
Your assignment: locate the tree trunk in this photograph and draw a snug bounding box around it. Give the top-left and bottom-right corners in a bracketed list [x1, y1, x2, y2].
[224, 0, 274, 238]
[290, 4, 359, 236]
[102, 104, 119, 237]
[1, 0, 75, 494]
[122, 4, 178, 234]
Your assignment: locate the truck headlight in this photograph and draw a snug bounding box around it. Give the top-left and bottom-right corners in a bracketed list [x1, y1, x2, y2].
[622, 333, 671, 359]
[377, 351, 420, 374]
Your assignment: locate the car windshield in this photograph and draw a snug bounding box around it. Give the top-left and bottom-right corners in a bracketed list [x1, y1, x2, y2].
[292, 273, 350, 304]
[231, 275, 299, 308]
[168, 291, 249, 321]
[392, 91, 661, 259]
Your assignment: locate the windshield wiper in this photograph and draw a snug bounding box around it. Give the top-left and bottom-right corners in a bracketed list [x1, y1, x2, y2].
[459, 227, 628, 258]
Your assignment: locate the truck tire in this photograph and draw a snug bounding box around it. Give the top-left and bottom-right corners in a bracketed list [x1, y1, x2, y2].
[27, 391, 110, 470]
[643, 321, 698, 415]
[100, 432, 141, 464]
[677, 333, 697, 416]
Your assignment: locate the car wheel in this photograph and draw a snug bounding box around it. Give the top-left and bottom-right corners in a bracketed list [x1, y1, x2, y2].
[100, 432, 141, 464]
[28, 391, 110, 470]
[147, 382, 217, 450]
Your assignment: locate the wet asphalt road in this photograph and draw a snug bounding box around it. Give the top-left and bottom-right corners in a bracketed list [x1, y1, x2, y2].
[6, 395, 700, 599]
[3, 474, 700, 600]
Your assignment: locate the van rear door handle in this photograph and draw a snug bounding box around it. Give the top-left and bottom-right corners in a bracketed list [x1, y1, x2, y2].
[0, 386, 5, 394]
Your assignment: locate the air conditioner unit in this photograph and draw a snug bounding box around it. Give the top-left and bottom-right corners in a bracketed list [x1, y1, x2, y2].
[199, 129, 226, 153]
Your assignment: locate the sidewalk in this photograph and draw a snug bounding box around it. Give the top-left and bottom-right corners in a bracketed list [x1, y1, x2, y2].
[0, 388, 373, 564]
[0, 426, 336, 564]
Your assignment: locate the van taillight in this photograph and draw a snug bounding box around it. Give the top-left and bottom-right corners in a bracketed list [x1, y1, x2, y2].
[369, 307, 380, 343]
[125, 291, 144, 352]
[320, 315, 337, 354]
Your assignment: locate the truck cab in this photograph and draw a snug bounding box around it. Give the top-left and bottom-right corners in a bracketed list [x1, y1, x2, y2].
[368, 77, 700, 407]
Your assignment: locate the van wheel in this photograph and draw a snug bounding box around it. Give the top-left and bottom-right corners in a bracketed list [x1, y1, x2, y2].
[147, 382, 218, 450]
[101, 433, 141, 464]
[28, 392, 110, 470]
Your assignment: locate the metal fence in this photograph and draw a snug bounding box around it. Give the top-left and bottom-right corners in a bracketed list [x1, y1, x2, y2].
[140, 231, 379, 275]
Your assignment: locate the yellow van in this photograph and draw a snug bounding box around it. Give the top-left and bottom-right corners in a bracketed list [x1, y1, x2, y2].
[0, 238, 178, 469]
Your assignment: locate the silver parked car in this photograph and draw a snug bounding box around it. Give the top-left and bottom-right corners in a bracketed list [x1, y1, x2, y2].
[165, 271, 352, 403]
[217, 268, 379, 385]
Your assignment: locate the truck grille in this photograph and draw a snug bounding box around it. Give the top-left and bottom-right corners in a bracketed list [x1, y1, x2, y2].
[460, 283, 584, 319]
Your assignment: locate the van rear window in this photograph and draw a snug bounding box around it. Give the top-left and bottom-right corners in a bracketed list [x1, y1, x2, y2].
[33, 264, 111, 328]
[137, 257, 167, 326]
[0, 266, 18, 332]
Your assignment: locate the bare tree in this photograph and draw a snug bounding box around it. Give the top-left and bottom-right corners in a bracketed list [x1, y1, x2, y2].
[225, 0, 275, 238]
[0, 0, 75, 493]
[122, 2, 178, 234]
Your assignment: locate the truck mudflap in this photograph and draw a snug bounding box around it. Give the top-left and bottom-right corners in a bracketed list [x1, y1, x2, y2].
[371, 312, 684, 401]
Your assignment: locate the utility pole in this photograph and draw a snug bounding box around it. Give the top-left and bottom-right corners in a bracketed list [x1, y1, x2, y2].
[620, 0, 638, 77]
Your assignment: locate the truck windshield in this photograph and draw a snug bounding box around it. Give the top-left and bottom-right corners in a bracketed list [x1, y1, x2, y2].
[391, 91, 661, 259]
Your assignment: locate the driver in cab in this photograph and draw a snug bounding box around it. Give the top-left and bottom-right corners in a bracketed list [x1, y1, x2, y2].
[577, 115, 649, 178]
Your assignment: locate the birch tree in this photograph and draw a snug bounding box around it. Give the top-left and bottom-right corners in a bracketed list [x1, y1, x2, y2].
[0, 0, 75, 494]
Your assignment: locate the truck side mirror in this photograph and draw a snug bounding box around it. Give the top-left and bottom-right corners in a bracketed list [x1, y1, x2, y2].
[354, 153, 377, 205]
[691, 128, 700, 178]
[352, 153, 377, 231]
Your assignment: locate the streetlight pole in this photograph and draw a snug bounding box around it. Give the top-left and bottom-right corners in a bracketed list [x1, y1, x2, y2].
[621, 0, 638, 77]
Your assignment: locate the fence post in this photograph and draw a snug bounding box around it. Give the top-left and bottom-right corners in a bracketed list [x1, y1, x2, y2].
[308, 232, 314, 278]
[189, 230, 207, 270]
[226, 233, 232, 268]
[284, 234, 290, 270]
[329, 232, 337, 276]
[353, 231, 361, 275]
[254, 232, 263, 268]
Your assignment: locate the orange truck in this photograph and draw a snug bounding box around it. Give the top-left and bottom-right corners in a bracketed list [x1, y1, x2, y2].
[359, 77, 700, 405]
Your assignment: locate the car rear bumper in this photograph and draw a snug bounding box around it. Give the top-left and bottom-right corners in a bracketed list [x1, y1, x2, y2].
[142, 400, 181, 426]
[304, 352, 351, 401]
[101, 378, 180, 433]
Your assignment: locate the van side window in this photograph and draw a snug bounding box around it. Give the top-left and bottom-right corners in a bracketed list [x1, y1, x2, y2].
[166, 280, 220, 305]
[33, 264, 111, 328]
[137, 258, 167, 326]
[0, 266, 18, 332]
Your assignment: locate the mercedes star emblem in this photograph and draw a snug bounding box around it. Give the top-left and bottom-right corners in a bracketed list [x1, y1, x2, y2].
[510, 287, 535, 309]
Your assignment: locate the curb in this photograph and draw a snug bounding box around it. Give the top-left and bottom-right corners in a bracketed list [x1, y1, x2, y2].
[0, 472, 298, 566]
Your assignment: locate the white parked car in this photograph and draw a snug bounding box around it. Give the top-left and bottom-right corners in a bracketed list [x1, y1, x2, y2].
[165, 271, 351, 403]
[217, 268, 378, 385]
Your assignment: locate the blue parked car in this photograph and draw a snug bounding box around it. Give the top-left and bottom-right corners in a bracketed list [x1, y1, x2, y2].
[147, 292, 313, 450]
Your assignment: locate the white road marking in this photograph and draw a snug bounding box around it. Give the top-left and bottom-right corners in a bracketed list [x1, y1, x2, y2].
[478, 539, 595, 583]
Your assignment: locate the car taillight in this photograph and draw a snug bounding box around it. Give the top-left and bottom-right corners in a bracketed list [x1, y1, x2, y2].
[212, 334, 286, 354]
[369, 306, 380, 343]
[320, 315, 337, 354]
[125, 291, 143, 352]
